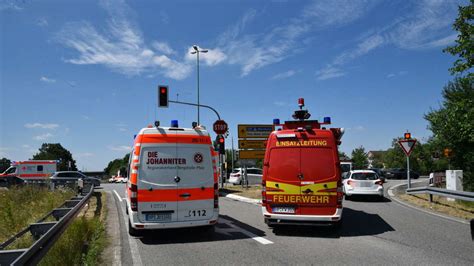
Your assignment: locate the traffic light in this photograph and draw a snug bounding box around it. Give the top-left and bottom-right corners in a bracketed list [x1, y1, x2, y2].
[444, 148, 452, 158]
[216, 135, 225, 154]
[158, 85, 168, 107]
[404, 132, 411, 139]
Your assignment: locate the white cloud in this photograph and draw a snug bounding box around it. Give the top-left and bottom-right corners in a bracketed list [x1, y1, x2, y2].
[214, 1, 377, 76]
[56, 0, 192, 80]
[185, 46, 227, 66]
[33, 133, 53, 141]
[315, 66, 345, 81]
[25, 123, 59, 129]
[388, 1, 460, 50]
[152, 41, 175, 55]
[271, 70, 297, 80]
[40, 76, 56, 83]
[387, 70, 408, 79]
[81, 115, 90, 120]
[314, 0, 461, 80]
[0, 2, 23, 11]
[22, 144, 31, 148]
[37, 17, 48, 27]
[108, 145, 131, 151]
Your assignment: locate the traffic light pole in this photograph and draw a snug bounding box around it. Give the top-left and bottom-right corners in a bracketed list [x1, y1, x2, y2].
[169, 100, 221, 120]
[407, 156, 411, 189]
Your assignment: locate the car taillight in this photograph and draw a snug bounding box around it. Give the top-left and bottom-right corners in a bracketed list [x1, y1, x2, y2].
[347, 180, 353, 186]
[261, 180, 266, 206]
[337, 179, 343, 208]
[214, 182, 219, 208]
[130, 183, 138, 211]
[375, 180, 383, 186]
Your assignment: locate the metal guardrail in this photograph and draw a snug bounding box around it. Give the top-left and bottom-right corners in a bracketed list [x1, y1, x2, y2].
[0, 184, 94, 265]
[406, 186, 474, 202]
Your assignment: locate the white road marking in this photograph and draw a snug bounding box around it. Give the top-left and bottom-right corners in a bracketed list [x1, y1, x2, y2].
[219, 218, 274, 245]
[113, 188, 143, 266]
[113, 190, 123, 202]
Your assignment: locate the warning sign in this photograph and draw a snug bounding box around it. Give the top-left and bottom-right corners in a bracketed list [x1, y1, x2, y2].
[398, 139, 417, 156]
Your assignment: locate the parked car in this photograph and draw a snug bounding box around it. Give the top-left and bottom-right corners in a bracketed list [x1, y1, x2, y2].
[385, 168, 419, 179]
[115, 176, 128, 183]
[368, 168, 386, 182]
[228, 168, 262, 185]
[50, 171, 101, 187]
[342, 170, 384, 200]
[0, 175, 25, 188]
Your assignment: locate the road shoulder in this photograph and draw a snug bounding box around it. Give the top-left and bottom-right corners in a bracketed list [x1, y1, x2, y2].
[387, 182, 471, 225]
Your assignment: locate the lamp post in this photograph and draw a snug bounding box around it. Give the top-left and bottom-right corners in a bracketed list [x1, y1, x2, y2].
[190, 45, 208, 125]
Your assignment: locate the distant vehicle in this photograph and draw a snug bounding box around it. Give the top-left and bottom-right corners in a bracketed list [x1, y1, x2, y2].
[340, 161, 352, 176]
[228, 168, 262, 185]
[343, 170, 384, 200]
[368, 168, 386, 182]
[0, 160, 57, 182]
[115, 176, 127, 183]
[0, 175, 25, 188]
[385, 168, 419, 179]
[50, 171, 101, 187]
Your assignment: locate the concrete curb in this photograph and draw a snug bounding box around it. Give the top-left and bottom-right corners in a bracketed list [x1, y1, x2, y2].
[222, 193, 261, 205]
[387, 182, 470, 225]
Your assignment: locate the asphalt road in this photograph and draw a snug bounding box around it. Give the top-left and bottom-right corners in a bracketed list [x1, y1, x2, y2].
[100, 179, 473, 265]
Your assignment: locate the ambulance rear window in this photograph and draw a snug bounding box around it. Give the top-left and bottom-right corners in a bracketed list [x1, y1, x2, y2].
[300, 147, 336, 179]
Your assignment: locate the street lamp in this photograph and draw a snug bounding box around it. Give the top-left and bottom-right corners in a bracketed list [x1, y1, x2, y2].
[190, 45, 208, 125]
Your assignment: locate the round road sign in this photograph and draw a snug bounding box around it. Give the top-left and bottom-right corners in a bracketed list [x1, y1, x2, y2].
[213, 120, 228, 135]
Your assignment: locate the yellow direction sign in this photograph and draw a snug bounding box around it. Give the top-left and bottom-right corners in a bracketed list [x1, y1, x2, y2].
[238, 124, 274, 138]
[239, 140, 267, 150]
[239, 150, 266, 159]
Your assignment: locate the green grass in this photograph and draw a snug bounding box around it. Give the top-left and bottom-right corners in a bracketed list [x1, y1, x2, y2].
[0, 186, 74, 247]
[39, 192, 107, 266]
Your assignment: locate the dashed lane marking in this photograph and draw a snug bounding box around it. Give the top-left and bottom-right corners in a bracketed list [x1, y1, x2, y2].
[113, 190, 123, 202]
[218, 217, 274, 245]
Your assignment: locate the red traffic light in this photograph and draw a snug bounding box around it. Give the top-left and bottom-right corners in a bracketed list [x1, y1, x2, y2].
[158, 85, 169, 108]
[218, 137, 224, 143]
[404, 132, 411, 139]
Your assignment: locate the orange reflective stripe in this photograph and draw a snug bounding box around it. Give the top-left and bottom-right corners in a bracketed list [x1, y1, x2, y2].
[18, 174, 51, 177]
[137, 188, 214, 202]
[139, 134, 211, 144]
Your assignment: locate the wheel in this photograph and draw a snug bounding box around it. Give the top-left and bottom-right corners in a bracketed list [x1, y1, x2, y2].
[128, 220, 140, 237]
[125, 203, 129, 215]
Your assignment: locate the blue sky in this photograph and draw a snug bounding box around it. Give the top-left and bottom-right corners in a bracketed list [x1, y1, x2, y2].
[0, 0, 467, 170]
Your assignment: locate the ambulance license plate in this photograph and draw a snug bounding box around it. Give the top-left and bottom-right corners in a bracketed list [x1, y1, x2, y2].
[146, 213, 171, 222]
[272, 207, 295, 214]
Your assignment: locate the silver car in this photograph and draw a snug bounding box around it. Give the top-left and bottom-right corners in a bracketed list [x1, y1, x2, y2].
[343, 170, 384, 199]
[228, 168, 262, 185]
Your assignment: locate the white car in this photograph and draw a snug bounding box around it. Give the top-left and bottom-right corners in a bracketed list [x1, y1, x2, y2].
[228, 168, 262, 185]
[115, 176, 128, 183]
[343, 170, 384, 199]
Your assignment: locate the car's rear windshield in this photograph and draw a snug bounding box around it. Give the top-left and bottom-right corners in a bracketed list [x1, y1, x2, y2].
[351, 172, 377, 180]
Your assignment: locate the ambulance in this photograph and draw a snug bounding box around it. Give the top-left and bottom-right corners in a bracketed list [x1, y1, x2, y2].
[0, 160, 57, 181]
[262, 98, 344, 228]
[125, 121, 219, 236]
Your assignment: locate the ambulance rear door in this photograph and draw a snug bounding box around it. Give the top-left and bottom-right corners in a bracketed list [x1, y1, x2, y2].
[299, 136, 338, 215]
[176, 143, 214, 222]
[137, 135, 178, 223]
[265, 135, 301, 215]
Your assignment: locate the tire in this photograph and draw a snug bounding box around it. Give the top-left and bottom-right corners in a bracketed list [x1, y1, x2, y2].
[125, 204, 129, 215]
[128, 220, 140, 237]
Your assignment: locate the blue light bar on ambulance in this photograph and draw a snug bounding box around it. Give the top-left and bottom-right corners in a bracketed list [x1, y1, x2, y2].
[323, 117, 331, 124]
[171, 120, 179, 128]
[273, 118, 280, 125]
